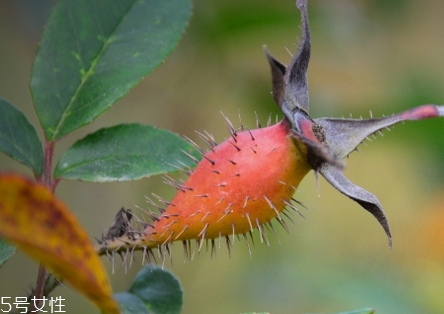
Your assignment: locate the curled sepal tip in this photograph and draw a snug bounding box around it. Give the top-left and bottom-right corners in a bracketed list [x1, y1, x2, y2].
[319, 164, 392, 248]
[264, 46, 286, 109]
[285, 0, 311, 114]
[265, 0, 311, 127]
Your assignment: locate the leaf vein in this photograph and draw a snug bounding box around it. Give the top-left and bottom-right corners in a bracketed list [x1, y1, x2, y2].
[52, 0, 140, 139]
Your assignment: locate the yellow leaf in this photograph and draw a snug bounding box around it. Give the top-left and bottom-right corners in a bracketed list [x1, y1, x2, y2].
[0, 174, 119, 314]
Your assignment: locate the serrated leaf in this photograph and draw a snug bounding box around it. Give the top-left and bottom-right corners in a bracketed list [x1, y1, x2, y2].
[128, 266, 183, 314]
[114, 293, 151, 314]
[54, 123, 200, 182]
[31, 0, 192, 140]
[0, 98, 43, 175]
[0, 238, 16, 267]
[0, 174, 119, 314]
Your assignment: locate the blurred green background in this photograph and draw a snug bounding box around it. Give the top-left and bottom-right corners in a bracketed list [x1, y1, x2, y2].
[1, 0, 444, 313]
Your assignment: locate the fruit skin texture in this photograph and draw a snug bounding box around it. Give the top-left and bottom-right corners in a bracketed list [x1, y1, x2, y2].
[143, 119, 310, 246]
[96, 119, 311, 254]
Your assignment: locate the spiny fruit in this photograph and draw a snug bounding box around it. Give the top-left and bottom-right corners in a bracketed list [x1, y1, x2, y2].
[142, 120, 311, 245]
[96, 0, 444, 266]
[97, 119, 312, 263]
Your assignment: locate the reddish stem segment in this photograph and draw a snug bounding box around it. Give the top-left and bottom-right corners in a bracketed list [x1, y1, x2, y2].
[33, 140, 57, 310]
[43, 141, 55, 191]
[33, 266, 48, 311]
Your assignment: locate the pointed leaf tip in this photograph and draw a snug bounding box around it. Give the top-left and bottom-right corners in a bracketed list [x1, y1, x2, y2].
[0, 98, 43, 175]
[55, 123, 200, 182]
[0, 174, 119, 313]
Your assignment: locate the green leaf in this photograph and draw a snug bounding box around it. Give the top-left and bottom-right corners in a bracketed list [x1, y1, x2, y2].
[128, 266, 183, 314]
[54, 123, 200, 182]
[31, 0, 193, 140]
[114, 293, 151, 314]
[0, 238, 16, 267]
[0, 98, 43, 175]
